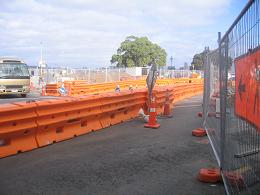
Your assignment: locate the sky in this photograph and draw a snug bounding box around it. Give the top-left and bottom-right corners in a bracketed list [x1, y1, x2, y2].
[0, 0, 247, 68]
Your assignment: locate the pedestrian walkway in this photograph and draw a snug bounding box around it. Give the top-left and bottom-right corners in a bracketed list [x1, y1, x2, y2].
[0, 95, 225, 195]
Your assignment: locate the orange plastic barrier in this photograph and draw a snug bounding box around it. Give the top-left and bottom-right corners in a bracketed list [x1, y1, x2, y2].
[35, 98, 78, 146]
[99, 89, 146, 128]
[45, 83, 61, 96]
[0, 102, 38, 158]
[152, 87, 168, 115]
[35, 95, 103, 147]
[76, 95, 103, 133]
[172, 83, 203, 103]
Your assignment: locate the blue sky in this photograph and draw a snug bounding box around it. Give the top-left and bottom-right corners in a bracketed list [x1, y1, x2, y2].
[0, 0, 247, 68]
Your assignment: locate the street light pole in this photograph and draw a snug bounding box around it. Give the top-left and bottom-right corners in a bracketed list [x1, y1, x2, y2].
[170, 56, 173, 68]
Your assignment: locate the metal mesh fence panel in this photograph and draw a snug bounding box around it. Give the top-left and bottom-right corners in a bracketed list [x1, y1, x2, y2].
[222, 1, 260, 194]
[32, 66, 202, 87]
[204, 1, 260, 194]
[158, 69, 203, 79]
[203, 49, 221, 165]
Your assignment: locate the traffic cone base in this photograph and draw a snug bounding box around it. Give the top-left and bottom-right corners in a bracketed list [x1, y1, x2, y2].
[144, 123, 160, 129]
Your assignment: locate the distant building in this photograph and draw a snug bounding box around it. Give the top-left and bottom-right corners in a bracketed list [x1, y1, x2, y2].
[125, 67, 149, 76]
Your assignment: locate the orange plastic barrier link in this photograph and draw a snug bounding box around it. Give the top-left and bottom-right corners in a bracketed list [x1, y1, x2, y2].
[0, 102, 38, 158]
[35, 95, 103, 147]
[99, 90, 147, 128]
[35, 98, 78, 146]
[76, 95, 103, 133]
[172, 83, 204, 103]
[99, 93, 126, 126]
[152, 87, 167, 115]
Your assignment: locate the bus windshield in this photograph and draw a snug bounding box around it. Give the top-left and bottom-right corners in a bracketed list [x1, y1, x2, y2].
[0, 63, 30, 78]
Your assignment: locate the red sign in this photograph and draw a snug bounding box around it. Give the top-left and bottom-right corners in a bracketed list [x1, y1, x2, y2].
[235, 48, 260, 130]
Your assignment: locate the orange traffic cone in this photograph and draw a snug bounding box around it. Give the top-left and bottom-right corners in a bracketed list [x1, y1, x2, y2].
[163, 90, 173, 117]
[144, 97, 160, 129]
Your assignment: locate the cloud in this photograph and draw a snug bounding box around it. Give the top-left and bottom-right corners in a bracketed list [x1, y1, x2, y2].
[0, 0, 233, 67]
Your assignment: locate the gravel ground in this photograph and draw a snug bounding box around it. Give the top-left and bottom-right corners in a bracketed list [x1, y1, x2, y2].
[0, 95, 225, 195]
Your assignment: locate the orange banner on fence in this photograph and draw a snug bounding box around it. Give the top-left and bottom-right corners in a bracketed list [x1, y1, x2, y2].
[235, 48, 260, 130]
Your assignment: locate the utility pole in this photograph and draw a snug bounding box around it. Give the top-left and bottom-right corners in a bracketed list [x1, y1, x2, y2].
[40, 42, 43, 78]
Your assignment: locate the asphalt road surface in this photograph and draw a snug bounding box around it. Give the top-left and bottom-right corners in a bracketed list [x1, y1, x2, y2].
[0, 95, 225, 195]
[0, 92, 57, 104]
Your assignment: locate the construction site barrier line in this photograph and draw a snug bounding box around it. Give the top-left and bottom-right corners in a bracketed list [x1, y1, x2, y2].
[0, 81, 203, 158]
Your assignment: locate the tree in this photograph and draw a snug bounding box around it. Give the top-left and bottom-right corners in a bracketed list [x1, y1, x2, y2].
[191, 51, 205, 70]
[191, 49, 233, 70]
[111, 36, 167, 67]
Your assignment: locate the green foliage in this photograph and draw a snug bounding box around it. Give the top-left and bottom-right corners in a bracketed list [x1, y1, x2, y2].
[191, 52, 205, 70]
[111, 36, 167, 67]
[190, 49, 233, 70]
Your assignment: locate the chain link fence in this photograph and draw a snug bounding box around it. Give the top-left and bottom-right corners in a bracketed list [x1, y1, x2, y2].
[204, 0, 260, 194]
[29, 66, 203, 89]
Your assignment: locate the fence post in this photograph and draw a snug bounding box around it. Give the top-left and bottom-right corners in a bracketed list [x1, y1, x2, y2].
[219, 32, 228, 171]
[105, 66, 108, 83]
[88, 68, 90, 83]
[202, 47, 209, 125]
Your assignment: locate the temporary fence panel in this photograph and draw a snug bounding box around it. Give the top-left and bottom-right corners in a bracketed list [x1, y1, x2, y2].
[32, 65, 204, 89]
[203, 48, 221, 165]
[204, 0, 260, 194]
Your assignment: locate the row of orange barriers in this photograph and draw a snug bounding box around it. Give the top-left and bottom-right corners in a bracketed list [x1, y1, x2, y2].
[44, 78, 203, 96]
[0, 83, 203, 158]
[152, 83, 203, 115]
